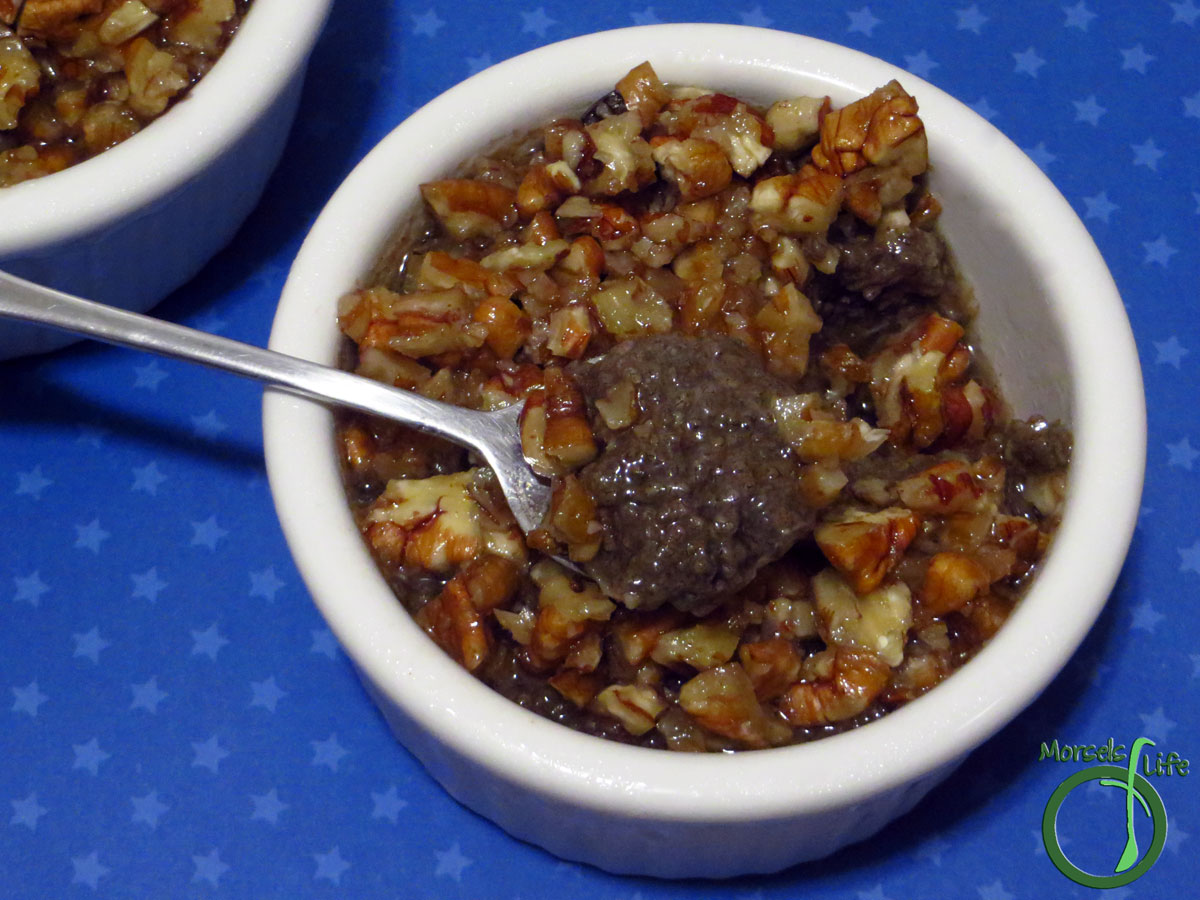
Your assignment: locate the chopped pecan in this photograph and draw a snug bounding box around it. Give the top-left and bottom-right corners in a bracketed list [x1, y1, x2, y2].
[593, 683, 667, 735]
[0, 31, 40, 131]
[679, 663, 788, 749]
[471, 294, 531, 360]
[650, 136, 733, 202]
[894, 457, 1004, 515]
[415, 556, 520, 672]
[545, 304, 594, 359]
[738, 639, 803, 701]
[17, 0, 102, 36]
[583, 110, 656, 196]
[779, 648, 891, 726]
[589, 276, 675, 339]
[338, 285, 487, 360]
[749, 170, 844, 235]
[527, 560, 615, 667]
[650, 620, 741, 671]
[813, 569, 912, 666]
[363, 469, 523, 573]
[614, 61, 670, 128]
[753, 284, 822, 377]
[765, 96, 826, 152]
[421, 179, 518, 239]
[816, 508, 920, 594]
[919, 551, 989, 617]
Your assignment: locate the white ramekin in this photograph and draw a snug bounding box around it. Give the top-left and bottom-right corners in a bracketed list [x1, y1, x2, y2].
[0, 0, 332, 359]
[263, 25, 1145, 878]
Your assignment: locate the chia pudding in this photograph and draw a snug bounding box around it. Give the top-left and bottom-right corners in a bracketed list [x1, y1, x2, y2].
[571, 333, 813, 614]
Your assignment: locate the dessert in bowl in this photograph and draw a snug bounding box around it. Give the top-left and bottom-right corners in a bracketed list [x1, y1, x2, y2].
[264, 25, 1144, 877]
[0, 0, 332, 359]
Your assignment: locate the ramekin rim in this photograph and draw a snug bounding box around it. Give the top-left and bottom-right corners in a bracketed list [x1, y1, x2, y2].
[0, 0, 333, 254]
[263, 24, 1145, 821]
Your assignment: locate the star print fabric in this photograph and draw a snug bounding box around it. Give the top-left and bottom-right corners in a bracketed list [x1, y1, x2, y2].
[2, 0, 1197, 896]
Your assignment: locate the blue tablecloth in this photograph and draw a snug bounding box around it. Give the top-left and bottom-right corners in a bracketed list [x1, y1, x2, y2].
[3, 1, 1197, 896]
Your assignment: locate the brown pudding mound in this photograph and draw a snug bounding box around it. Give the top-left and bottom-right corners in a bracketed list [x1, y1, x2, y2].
[572, 333, 813, 614]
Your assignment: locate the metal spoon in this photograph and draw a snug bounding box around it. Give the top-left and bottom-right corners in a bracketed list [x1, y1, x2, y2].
[0, 268, 551, 532]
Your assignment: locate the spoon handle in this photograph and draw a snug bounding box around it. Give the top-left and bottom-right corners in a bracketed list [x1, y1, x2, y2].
[0, 268, 487, 438]
[0, 268, 550, 530]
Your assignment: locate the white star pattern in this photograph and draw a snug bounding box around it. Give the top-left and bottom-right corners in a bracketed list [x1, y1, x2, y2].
[916, 837, 949, 865]
[740, 6, 772, 26]
[1138, 707, 1176, 740]
[132, 360, 168, 390]
[1024, 142, 1057, 170]
[14, 571, 50, 606]
[955, 4, 988, 32]
[1063, 1, 1097, 28]
[1131, 600, 1164, 632]
[191, 623, 229, 660]
[190, 410, 227, 439]
[1082, 190, 1118, 222]
[1183, 89, 1200, 118]
[129, 675, 167, 711]
[857, 885, 894, 900]
[1131, 137, 1165, 169]
[190, 516, 229, 549]
[190, 313, 226, 334]
[1173, 0, 1200, 25]
[970, 97, 998, 120]
[192, 848, 230, 886]
[72, 738, 111, 775]
[1013, 47, 1046, 76]
[249, 566, 285, 600]
[72, 627, 110, 663]
[903, 50, 938, 79]
[130, 791, 169, 828]
[434, 842, 472, 881]
[312, 734, 349, 771]
[1166, 816, 1191, 853]
[71, 852, 109, 890]
[1120, 44, 1155, 73]
[131, 567, 167, 602]
[1179, 539, 1200, 575]
[314, 846, 351, 884]
[520, 7, 554, 36]
[371, 785, 409, 823]
[847, 7, 881, 35]
[1167, 437, 1199, 469]
[410, 9, 444, 36]
[1154, 336, 1189, 366]
[131, 461, 167, 495]
[310, 628, 338, 658]
[1143, 235, 1177, 265]
[466, 53, 492, 74]
[1073, 94, 1106, 124]
[977, 881, 1014, 900]
[10, 792, 47, 830]
[250, 788, 289, 824]
[75, 425, 107, 447]
[74, 519, 110, 554]
[12, 680, 48, 716]
[250, 676, 286, 712]
[354, 57, 392, 86]
[191, 735, 230, 773]
[629, 7, 661, 25]
[15, 465, 52, 498]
